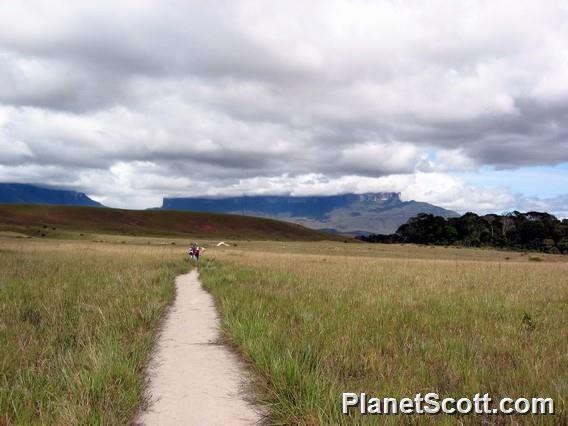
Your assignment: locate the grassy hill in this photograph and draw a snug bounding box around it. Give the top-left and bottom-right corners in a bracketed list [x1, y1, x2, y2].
[0, 204, 342, 241]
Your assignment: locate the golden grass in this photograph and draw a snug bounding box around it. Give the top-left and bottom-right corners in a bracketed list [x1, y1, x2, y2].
[0, 238, 187, 425]
[201, 243, 568, 425]
[2, 234, 566, 425]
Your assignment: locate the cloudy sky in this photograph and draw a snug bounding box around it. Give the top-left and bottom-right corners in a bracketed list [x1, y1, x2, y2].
[1, 0, 567, 216]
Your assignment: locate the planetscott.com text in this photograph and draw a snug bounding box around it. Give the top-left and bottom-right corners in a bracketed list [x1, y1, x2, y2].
[342, 392, 554, 416]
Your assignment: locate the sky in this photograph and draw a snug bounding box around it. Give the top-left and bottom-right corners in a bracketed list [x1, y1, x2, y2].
[0, 0, 567, 216]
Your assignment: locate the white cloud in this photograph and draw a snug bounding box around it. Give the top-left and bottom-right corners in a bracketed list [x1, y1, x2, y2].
[517, 194, 568, 219]
[83, 169, 515, 213]
[0, 0, 567, 212]
[399, 172, 516, 213]
[338, 142, 419, 175]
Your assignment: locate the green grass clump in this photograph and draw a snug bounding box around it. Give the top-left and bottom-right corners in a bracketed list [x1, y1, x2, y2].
[200, 247, 568, 425]
[0, 240, 186, 425]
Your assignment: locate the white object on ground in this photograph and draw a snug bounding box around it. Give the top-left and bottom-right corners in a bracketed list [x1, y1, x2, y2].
[216, 241, 230, 247]
[135, 270, 261, 426]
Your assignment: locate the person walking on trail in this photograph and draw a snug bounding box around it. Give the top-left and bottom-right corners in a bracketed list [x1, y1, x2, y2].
[188, 242, 202, 263]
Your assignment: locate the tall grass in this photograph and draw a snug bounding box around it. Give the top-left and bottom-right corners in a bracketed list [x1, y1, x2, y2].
[0, 240, 186, 425]
[200, 246, 568, 425]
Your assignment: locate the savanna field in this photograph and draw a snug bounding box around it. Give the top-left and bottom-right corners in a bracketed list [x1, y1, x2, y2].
[1, 234, 567, 425]
[202, 243, 568, 425]
[0, 237, 186, 424]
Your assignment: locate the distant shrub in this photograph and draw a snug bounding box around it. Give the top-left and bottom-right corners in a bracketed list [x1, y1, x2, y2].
[521, 312, 535, 331]
[542, 239, 555, 251]
[558, 238, 568, 254]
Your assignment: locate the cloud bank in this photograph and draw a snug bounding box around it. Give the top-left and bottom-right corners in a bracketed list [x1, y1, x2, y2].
[1, 0, 567, 213]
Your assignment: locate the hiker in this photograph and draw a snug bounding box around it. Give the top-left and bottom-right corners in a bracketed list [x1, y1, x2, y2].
[189, 243, 196, 260]
[194, 244, 200, 262]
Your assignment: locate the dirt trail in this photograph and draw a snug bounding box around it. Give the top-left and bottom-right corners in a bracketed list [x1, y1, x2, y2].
[136, 270, 261, 425]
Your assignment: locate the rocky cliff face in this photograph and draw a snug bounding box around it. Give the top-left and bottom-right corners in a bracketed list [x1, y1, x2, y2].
[161, 192, 458, 235]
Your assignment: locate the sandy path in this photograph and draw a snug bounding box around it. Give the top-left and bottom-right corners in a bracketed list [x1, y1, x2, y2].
[136, 270, 261, 426]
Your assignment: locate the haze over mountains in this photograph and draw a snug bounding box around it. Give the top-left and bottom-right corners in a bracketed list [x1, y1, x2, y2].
[162, 193, 458, 235]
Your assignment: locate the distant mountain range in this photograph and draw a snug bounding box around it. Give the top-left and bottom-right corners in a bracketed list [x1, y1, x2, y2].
[0, 183, 103, 207]
[161, 193, 458, 235]
[0, 184, 458, 234]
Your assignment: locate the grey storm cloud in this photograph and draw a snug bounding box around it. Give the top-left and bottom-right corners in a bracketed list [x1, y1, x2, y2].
[1, 0, 568, 209]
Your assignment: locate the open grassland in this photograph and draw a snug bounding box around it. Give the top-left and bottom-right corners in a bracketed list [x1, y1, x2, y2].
[209, 239, 568, 263]
[2, 233, 566, 425]
[0, 204, 342, 241]
[0, 238, 186, 425]
[200, 243, 568, 425]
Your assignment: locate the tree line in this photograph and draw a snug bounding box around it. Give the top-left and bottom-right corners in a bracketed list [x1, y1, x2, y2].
[358, 211, 568, 254]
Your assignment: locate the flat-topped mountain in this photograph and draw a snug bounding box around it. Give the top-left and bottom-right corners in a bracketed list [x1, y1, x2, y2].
[1, 184, 458, 235]
[161, 192, 458, 235]
[0, 183, 103, 207]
